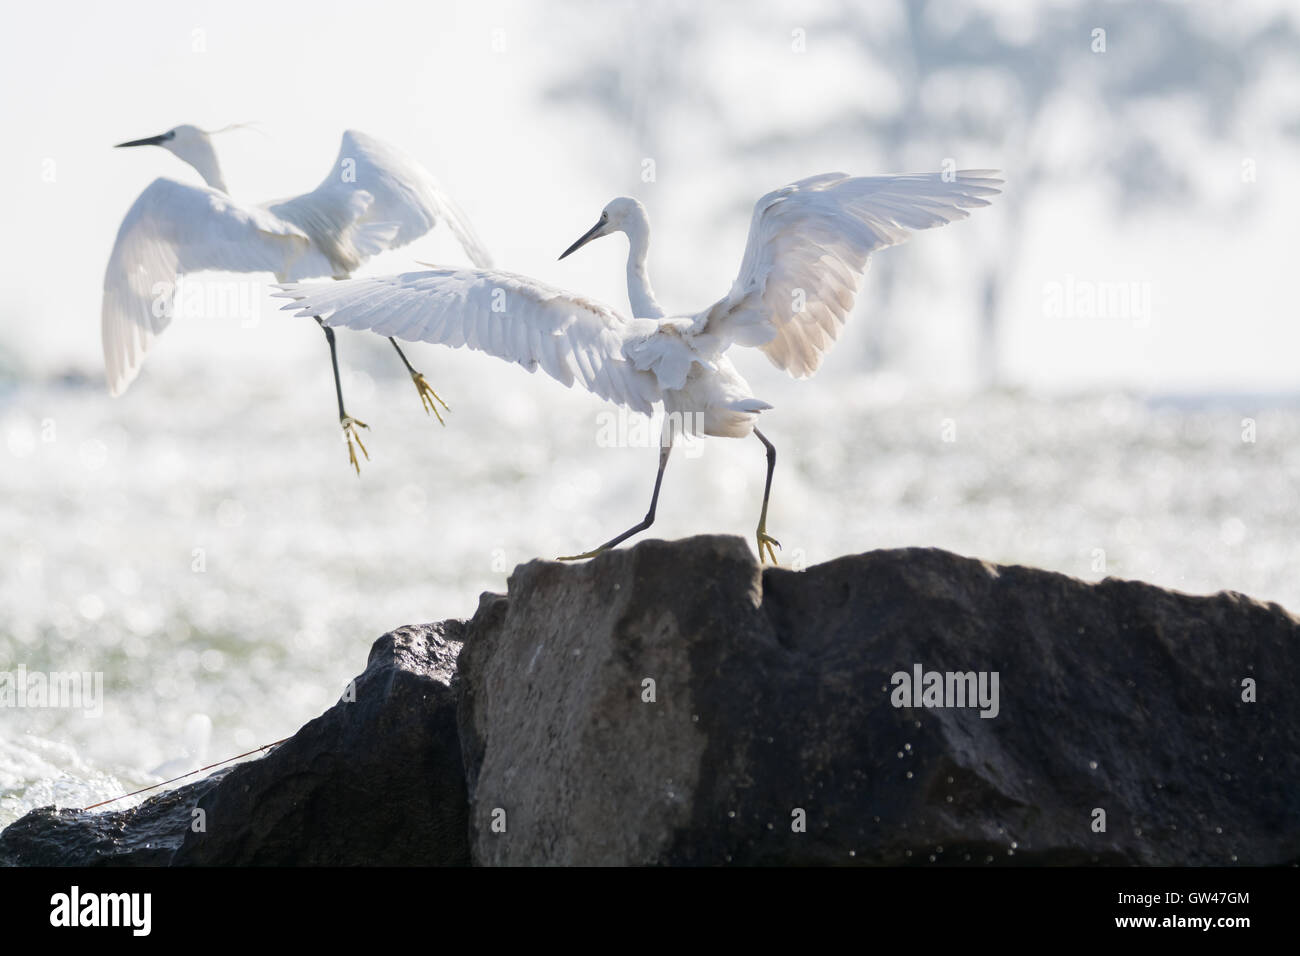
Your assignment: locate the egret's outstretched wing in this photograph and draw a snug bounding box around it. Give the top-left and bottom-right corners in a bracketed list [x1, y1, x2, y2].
[102, 177, 311, 396]
[275, 269, 659, 413]
[271, 130, 492, 272]
[698, 170, 1003, 377]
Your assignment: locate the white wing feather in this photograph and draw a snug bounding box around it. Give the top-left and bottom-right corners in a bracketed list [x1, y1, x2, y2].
[275, 269, 659, 413]
[271, 130, 493, 272]
[699, 170, 1003, 377]
[102, 178, 312, 396]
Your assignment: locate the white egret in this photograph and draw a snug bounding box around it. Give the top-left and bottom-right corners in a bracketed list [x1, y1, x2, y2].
[105, 125, 492, 471]
[276, 170, 1002, 560]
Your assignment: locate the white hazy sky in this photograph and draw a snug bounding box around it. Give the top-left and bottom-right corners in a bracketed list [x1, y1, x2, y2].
[1, 0, 1298, 394]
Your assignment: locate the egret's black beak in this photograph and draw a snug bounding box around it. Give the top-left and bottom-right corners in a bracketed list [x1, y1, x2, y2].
[559, 219, 606, 260]
[114, 134, 169, 149]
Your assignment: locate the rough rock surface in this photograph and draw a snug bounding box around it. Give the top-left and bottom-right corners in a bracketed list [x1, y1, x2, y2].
[3, 536, 1296, 866]
[173, 623, 467, 865]
[0, 772, 229, 866]
[1, 623, 467, 866]
[457, 536, 1298, 865]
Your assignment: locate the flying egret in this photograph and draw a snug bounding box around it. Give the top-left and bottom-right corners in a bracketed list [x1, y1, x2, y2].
[276, 170, 1003, 560]
[105, 124, 492, 471]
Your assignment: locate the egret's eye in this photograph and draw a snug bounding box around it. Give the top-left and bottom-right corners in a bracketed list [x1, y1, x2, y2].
[163, 130, 177, 141]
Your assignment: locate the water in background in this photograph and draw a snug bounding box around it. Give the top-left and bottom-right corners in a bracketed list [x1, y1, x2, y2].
[2, 340, 1298, 826]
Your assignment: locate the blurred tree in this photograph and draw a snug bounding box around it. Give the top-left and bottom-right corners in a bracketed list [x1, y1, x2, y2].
[543, 0, 1300, 385]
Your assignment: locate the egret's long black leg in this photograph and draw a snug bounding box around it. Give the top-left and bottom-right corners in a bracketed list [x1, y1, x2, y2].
[317, 316, 368, 474]
[558, 442, 673, 561]
[754, 428, 781, 564]
[389, 337, 449, 425]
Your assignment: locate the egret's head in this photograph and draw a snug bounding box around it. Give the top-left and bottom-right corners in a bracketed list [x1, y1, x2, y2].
[114, 124, 233, 192]
[114, 124, 208, 156]
[559, 197, 647, 260]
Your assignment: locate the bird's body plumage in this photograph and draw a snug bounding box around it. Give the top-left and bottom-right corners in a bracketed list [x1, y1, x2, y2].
[278, 170, 1003, 442]
[267, 130, 492, 279]
[103, 128, 491, 396]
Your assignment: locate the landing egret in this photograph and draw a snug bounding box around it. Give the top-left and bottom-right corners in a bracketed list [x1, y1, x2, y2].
[105, 125, 492, 471]
[276, 170, 1002, 560]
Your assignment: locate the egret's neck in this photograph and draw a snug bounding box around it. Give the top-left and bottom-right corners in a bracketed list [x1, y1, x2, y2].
[623, 213, 664, 319]
[175, 137, 229, 194]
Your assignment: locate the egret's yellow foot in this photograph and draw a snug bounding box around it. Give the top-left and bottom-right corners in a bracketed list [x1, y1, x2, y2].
[411, 372, 449, 426]
[756, 528, 781, 565]
[557, 545, 609, 562]
[341, 416, 370, 475]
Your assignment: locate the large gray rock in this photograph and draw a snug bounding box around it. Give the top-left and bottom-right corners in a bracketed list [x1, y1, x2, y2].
[457, 535, 1299, 865]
